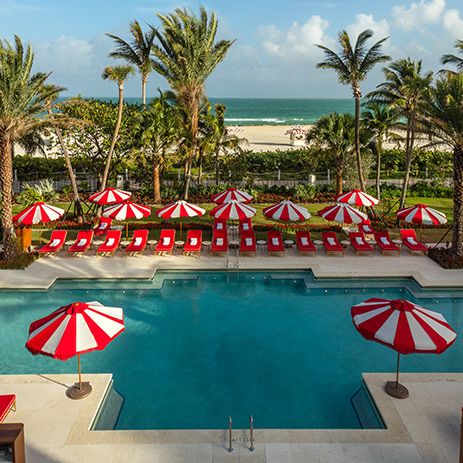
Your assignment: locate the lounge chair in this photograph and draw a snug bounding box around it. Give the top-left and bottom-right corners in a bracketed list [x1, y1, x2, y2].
[155, 229, 175, 256]
[374, 231, 400, 256]
[96, 230, 121, 256]
[0, 394, 16, 423]
[240, 231, 256, 256]
[68, 230, 94, 256]
[183, 230, 202, 257]
[400, 229, 428, 254]
[239, 218, 253, 235]
[349, 231, 374, 255]
[126, 230, 149, 256]
[213, 219, 227, 233]
[38, 230, 67, 256]
[359, 222, 375, 236]
[295, 231, 317, 255]
[321, 232, 344, 256]
[267, 231, 285, 256]
[94, 217, 112, 236]
[211, 232, 228, 255]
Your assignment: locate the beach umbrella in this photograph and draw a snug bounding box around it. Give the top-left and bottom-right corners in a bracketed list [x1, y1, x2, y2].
[157, 200, 206, 238]
[103, 201, 151, 238]
[211, 188, 253, 204]
[263, 200, 311, 222]
[397, 204, 447, 241]
[88, 187, 132, 205]
[13, 202, 65, 225]
[351, 297, 456, 399]
[336, 189, 379, 207]
[317, 203, 368, 224]
[210, 200, 256, 221]
[26, 301, 125, 399]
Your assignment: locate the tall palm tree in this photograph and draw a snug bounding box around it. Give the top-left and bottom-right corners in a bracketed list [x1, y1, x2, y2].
[100, 65, 134, 192]
[107, 21, 156, 108]
[0, 36, 62, 260]
[151, 7, 234, 199]
[316, 29, 390, 191]
[362, 101, 399, 200]
[419, 73, 463, 257]
[44, 85, 83, 222]
[306, 113, 356, 195]
[368, 59, 433, 208]
[441, 40, 463, 74]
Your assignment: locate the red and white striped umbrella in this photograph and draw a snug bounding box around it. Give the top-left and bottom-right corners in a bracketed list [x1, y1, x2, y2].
[263, 200, 311, 222]
[13, 202, 64, 225]
[211, 188, 253, 204]
[157, 200, 205, 219]
[318, 203, 368, 224]
[103, 201, 151, 221]
[88, 188, 132, 205]
[26, 301, 125, 398]
[351, 297, 456, 398]
[336, 189, 379, 207]
[397, 204, 447, 225]
[210, 200, 256, 221]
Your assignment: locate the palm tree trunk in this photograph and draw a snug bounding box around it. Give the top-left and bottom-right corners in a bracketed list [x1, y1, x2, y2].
[153, 162, 161, 203]
[376, 138, 382, 200]
[400, 118, 415, 209]
[215, 149, 219, 186]
[354, 92, 366, 190]
[101, 84, 125, 192]
[0, 135, 19, 261]
[335, 159, 343, 195]
[183, 100, 199, 200]
[142, 75, 147, 109]
[452, 145, 463, 257]
[47, 108, 83, 223]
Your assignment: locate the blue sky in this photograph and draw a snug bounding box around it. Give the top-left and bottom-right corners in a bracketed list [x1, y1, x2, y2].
[1, 0, 462, 98]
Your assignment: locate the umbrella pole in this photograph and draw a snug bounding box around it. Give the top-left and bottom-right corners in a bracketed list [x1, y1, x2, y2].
[67, 352, 92, 400]
[385, 351, 409, 399]
[78, 353, 82, 390]
[126, 222, 129, 240]
[180, 221, 183, 240]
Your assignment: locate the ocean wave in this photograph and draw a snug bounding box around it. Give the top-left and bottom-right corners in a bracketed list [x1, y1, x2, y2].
[225, 118, 286, 123]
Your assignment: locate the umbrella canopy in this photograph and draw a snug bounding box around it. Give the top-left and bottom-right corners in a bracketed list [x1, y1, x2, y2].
[397, 204, 447, 225]
[13, 202, 64, 225]
[103, 201, 151, 221]
[210, 200, 256, 221]
[88, 188, 132, 205]
[26, 301, 125, 399]
[351, 297, 456, 398]
[336, 189, 379, 207]
[157, 200, 205, 219]
[211, 188, 253, 204]
[318, 203, 368, 224]
[263, 200, 311, 222]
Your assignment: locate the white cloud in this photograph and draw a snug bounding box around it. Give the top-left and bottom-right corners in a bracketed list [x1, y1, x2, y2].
[392, 0, 446, 30]
[259, 15, 332, 61]
[347, 14, 390, 41]
[0, 1, 39, 14]
[443, 9, 463, 38]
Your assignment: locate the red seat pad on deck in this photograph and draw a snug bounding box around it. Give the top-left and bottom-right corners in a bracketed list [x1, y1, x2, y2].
[0, 394, 15, 422]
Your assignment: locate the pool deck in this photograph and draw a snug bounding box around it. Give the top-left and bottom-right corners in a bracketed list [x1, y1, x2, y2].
[0, 246, 462, 289]
[0, 372, 461, 462]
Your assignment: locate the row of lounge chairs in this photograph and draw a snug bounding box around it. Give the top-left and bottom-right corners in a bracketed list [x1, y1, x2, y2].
[37, 223, 429, 258]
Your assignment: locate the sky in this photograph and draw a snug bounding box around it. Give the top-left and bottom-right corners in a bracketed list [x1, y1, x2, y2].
[0, 0, 462, 98]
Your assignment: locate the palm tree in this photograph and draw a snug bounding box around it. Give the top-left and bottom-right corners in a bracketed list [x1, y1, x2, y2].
[316, 30, 390, 191]
[362, 101, 399, 200]
[0, 36, 62, 260]
[133, 90, 181, 202]
[100, 65, 134, 192]
[107, 21, 156, 108]
[151, 7, 234, 199]
[44, 85, 83, 222]
[419, 73, 463, 257]
[368, 59, 433, 208]
[441, 40, 463, 74]
[306, 113, 356, 195]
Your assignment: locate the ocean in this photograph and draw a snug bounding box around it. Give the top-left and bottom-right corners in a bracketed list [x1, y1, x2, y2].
[65, 97, 355, 126]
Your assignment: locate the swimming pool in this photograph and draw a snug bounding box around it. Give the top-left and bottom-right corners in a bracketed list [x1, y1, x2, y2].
[0, 271, 462, 430]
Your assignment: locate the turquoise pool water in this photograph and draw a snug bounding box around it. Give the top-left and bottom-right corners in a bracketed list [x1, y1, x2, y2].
[0, 271, 462, 430]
